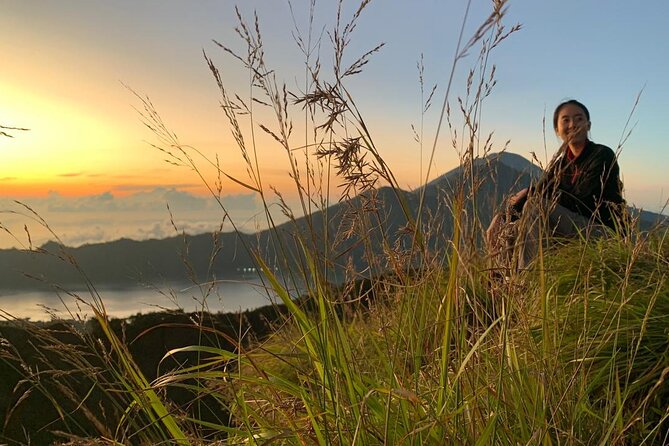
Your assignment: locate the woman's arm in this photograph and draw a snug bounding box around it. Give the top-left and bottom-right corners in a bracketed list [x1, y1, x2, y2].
[509, 188, 528, 206]
[574, 145, 625, 227]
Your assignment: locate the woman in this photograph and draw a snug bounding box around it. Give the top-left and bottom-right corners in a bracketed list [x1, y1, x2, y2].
[487, 99, 626, 270]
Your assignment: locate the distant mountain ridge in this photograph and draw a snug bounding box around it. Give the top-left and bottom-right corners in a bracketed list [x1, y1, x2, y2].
[0, 152, 665, 291]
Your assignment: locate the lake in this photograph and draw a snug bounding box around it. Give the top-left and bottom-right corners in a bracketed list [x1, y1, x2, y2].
[0, 278, 285, 321]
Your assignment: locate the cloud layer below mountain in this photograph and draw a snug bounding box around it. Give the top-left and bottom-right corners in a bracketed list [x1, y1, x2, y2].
[0, 188, 265, 249]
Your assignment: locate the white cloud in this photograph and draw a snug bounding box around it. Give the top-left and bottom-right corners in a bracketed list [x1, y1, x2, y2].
[8, 188, 260, 214]
[60, 225, 109, 246]
[0, 188, 265, 248]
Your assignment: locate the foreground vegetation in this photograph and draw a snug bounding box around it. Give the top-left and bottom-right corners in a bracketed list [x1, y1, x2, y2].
[2, 227, 667, 445]
[208, 232, 669, 445]
[1, 1, 667, 444]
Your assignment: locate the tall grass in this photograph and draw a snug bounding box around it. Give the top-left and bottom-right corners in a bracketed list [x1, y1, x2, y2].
[0, 124, 29, 139]
[1, 1, 667, 445]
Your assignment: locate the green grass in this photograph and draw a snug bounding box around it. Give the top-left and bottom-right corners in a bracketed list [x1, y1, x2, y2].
[180, 230, 664, 445]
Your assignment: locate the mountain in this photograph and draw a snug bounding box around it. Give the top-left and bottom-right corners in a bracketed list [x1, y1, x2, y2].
[0, 152, 665, 290]
[424, 151, 541, 191]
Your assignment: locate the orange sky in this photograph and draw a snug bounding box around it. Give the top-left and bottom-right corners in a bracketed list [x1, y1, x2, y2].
[2, 1, 668, 216]
[0, 1, 487, 202]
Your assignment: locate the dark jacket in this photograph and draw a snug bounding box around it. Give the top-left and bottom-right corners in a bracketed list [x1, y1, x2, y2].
[516, 140, 626, 229]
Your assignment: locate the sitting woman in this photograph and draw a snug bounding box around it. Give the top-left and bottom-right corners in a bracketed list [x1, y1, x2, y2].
[487, 99, 626, 271]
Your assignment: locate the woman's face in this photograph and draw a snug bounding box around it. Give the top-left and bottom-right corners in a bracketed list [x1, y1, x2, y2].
[555, 103, 590, 145]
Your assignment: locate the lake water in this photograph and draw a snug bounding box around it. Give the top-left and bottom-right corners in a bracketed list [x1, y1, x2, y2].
[0, 278, 285, 321]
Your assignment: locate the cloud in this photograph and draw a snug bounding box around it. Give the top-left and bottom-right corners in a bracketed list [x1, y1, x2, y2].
[137, 222, 169, 240]
[55, 219, 238, 248]
[113, 183, 202, 192]
[134, 188, 209, 212]
[57, 172, 84, 177]
[44, 190, 119, 212]
[219, 193, 260, 210]
[3, 188, 261, 215]
[0, 188, 266, 249]
[60, 224, 109, 246]
[133, 220, 228, 241]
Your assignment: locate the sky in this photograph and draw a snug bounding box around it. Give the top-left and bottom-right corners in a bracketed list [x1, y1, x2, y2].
[1, 0, 668, 249]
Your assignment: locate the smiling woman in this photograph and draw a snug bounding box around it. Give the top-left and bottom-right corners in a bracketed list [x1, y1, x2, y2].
[487, 99, 626, 272]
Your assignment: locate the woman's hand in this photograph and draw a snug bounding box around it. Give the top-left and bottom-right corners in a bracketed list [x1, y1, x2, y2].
[508, 188, 528, 206]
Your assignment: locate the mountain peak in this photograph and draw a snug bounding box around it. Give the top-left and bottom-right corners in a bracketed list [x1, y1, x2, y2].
[484, 151, 541, 175]
[423, 151, 540, 191]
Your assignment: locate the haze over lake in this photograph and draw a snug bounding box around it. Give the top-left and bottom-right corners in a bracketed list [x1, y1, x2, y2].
[0, 278, 277, 321]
